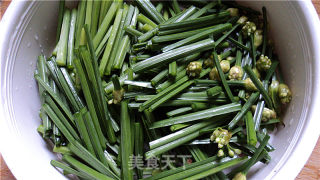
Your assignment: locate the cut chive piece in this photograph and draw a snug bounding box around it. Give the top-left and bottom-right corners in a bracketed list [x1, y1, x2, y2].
[174, 5, 197, 22]
[227, 36, 250, 51]
[93, 1, 119, 49]
[138, 27, 158, 43]
[188, 2, 217, 20]
[150, 121, 213, 150]
[228, 92, 259, 130]
[215, 24, 240, 46]
[99, 9, 123, 76]
[62, 155, 113, 180]
[136, 0, 165, 24]
[168, 61, 177, 78]
[134, 123, 144, 179]
[143, 156, 219, 180]
[41, 104, 76, 143]
[243, 65, 273, 109]
[156, 68, 186, 92]
[206, 86, 223, 97]
[162, 23, 232, 52]
[84, 26, 117, 144]
[51, 160, 91, 179]
[56, 9, 71, 66]
[73, 58, 107, 148]
[166, 107, 192, 117]
[159, 11, 230, 31]
[68, 141, 118, 179]
[95, 25, 113, 57]
[170, 123, 190, 132]
[186, 157, 248, 180]
[35, 75, 74, 124]
[120, 101, 134, 180]
[75, 0, 86, 48]
[150, 102, 241, 129]
[67, 9, 77, 69]
[137, 13, 157, 28]
[172, 0, 181, 14]
[74, 110, 95, 156]
[124, 26, 143, 37]
[132, 38, 215, 73]
[55, 0, 65, 44]
[99, 1, 112, 26]
[154, 25, 220, 43]
[142, 24, 153, 32]
[213, 50, 235, 102]
[84, 0, 93, 33]
[245, 111, 257, 146]
[90, 0, 100, 37]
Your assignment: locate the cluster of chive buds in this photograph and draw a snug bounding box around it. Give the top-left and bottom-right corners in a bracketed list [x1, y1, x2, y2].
[210, 128, 242, 157]
[186, 61, 202, 78]
[257, 55, 272, 71]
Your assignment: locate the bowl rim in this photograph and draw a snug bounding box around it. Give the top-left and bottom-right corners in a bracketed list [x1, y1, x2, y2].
[0, 1, 320, 180]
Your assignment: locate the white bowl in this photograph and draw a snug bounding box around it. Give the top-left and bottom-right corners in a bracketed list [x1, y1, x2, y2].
[1, 1, 320, 180]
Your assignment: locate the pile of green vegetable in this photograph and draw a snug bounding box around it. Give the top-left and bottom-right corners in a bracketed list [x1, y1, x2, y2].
[35, 0, 292, 179]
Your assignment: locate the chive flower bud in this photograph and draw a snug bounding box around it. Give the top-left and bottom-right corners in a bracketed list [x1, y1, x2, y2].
[209, 68, 220, 81]
[203, 58, 214, 68]
[244, 78, 258, 91]
[226, 56, 234, 61]
[237, 16, 248, 25]
[269, 80, 281, 114]
[256, 55, 272, 72]
[220, 60, 231, 73]
[228, 65, 244, 80]
[186, 61, 202, 78]
[232, 172, 247, 180]
[228, 149, 235, 157]
[242, 21, 256, 37]
[278, 83, 292, 104]
[227, 8, 239, 17]
[254, 30, 263, 47]
[234, 149, 242, 155]
[112, 75, 124, 104]
[252, 105, 277, 122]
[217, 149, 225, 157]
[210, 128, 232, 148]
[112, 89, 125, 104]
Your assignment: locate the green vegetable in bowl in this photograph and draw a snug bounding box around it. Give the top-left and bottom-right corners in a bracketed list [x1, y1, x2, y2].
[34, 1, 292, 179]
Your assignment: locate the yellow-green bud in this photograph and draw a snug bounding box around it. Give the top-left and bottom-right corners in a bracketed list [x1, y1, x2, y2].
[252, 105, 277, 122]
[254, 30, 263, 47]
[257, 55, 272, 72]
[112, 89, 125, 104]
[226, 56, 234, 61]
[237, 16, 248, 25]
[209, 68, 220, 81]
[187, 61, 202, 78]
[227, 8, 239, 17]
[228, 149, 235, 157]
[234, 149, 242, 155]
[244, 78, 258, 91]
[278, 83, 292, 104]
[203, 58, 214, 68]
[218, 149, 224, 157]
[220, 60, 230, 73]
[232, 172, 247, 180]
[228, 65, 244, 80]
[242, 21, 256, 37]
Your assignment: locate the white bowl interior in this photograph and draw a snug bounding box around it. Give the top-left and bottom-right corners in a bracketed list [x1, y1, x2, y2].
[0, 1, 319, 180]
